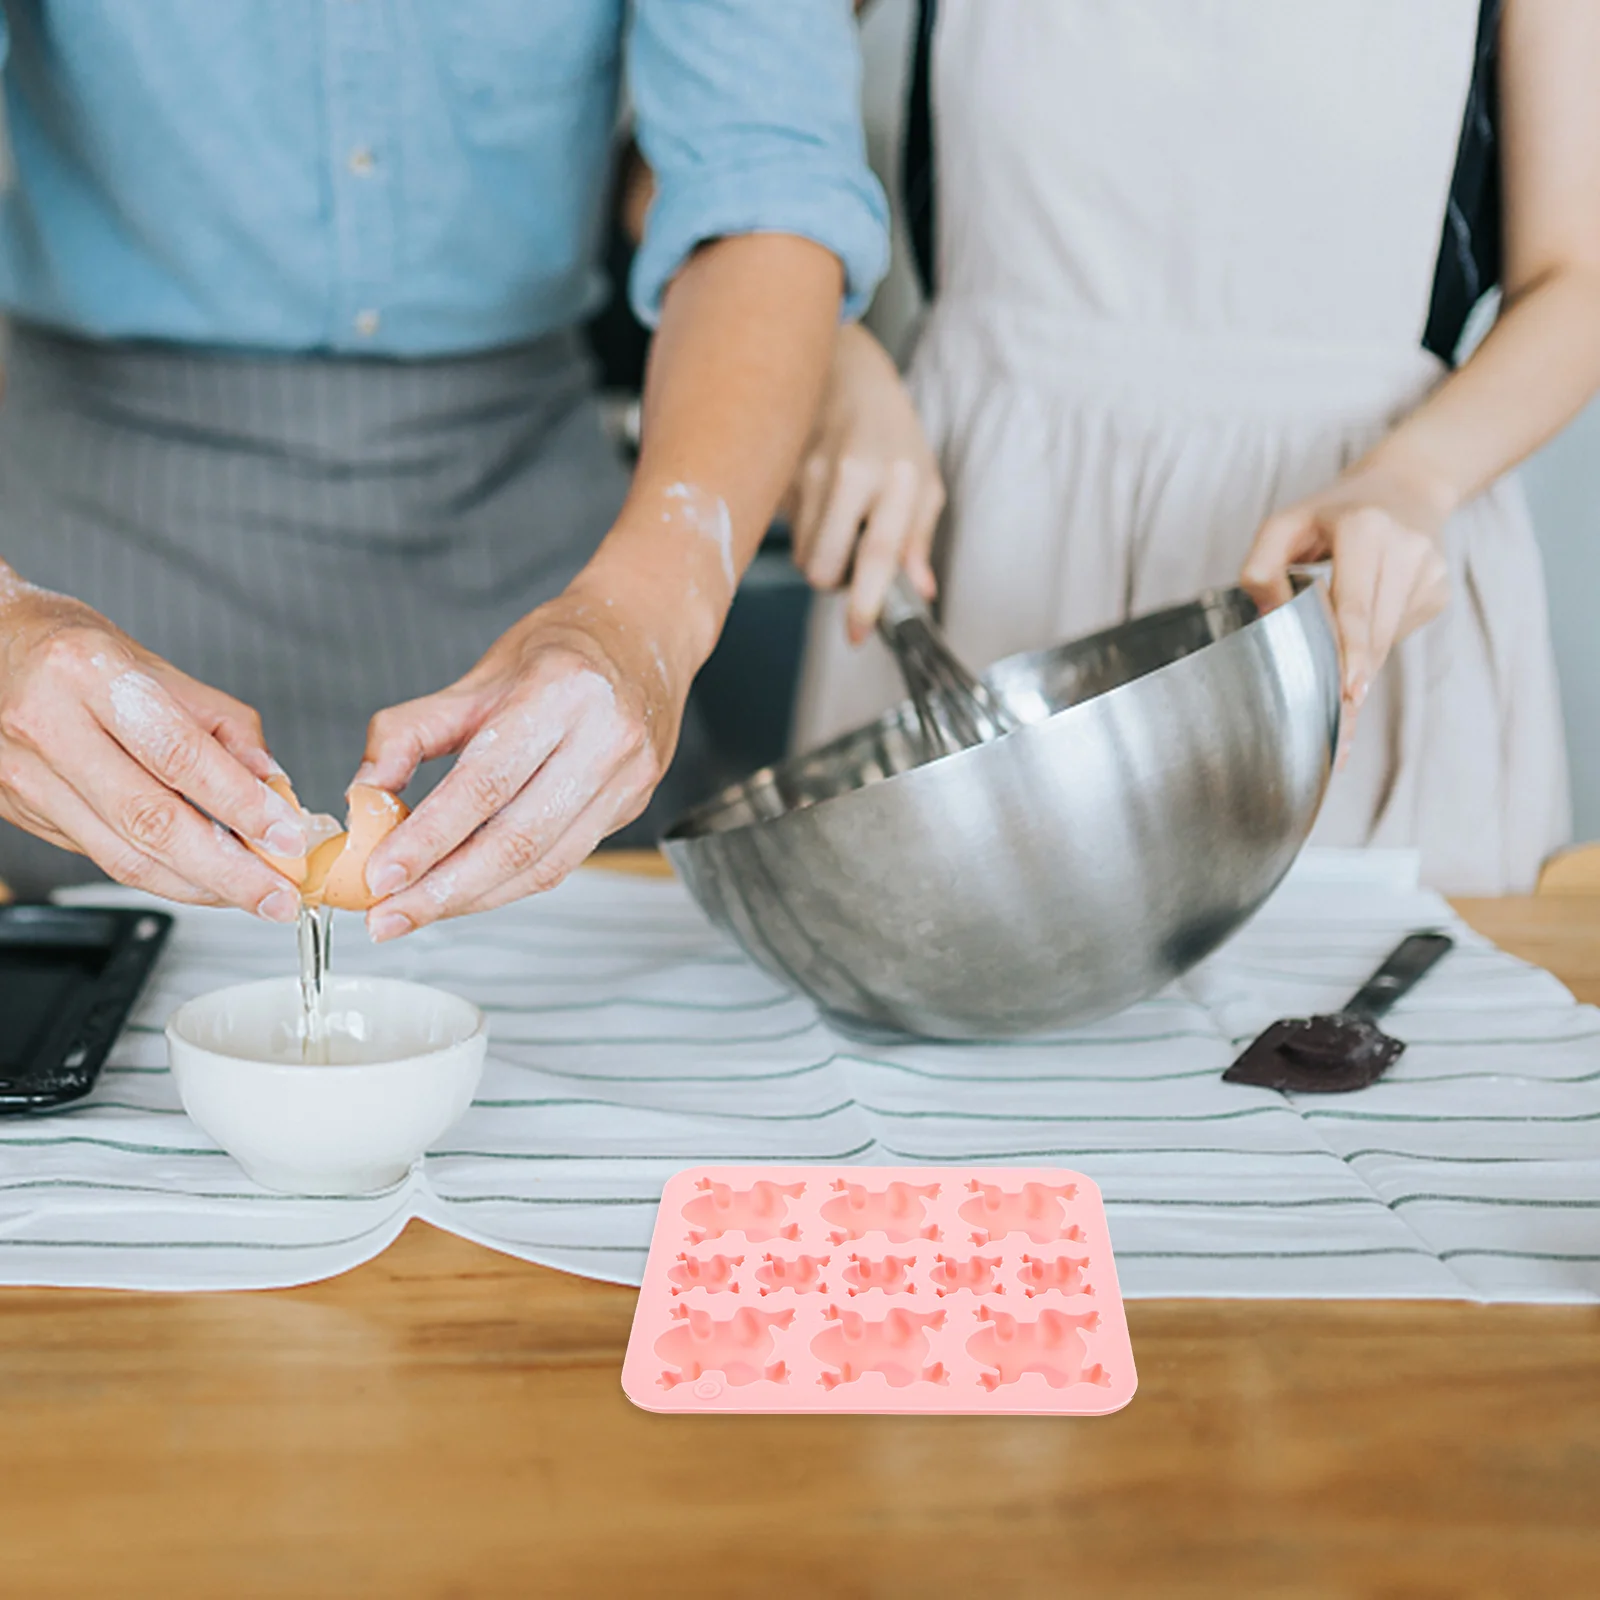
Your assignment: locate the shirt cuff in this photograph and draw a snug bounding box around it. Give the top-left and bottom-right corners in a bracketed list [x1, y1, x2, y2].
[629, 160, 890, 329]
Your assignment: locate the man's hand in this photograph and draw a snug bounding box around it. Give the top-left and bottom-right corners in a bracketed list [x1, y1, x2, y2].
[0, 568, 306, 917]
[354, 568, 691, 941]
[1240, 462, 1451, 762]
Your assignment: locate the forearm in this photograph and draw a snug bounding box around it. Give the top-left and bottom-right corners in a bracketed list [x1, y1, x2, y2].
[578, 232, 844, 663]
[354, 234, 845, 926]
[1362, 263, 1600, 515]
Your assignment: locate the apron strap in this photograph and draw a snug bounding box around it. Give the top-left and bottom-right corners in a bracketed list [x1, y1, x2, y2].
[902, 0, 938, 301]
[1423, 0, 1503, 364]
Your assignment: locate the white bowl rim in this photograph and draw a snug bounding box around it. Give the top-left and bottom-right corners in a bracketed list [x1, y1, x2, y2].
[165, 973, 487, 1070]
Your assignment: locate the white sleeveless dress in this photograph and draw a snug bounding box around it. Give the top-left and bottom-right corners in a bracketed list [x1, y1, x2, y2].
[793, 0, 1570, 894]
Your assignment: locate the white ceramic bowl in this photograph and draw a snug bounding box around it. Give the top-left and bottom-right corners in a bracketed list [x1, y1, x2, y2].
[166, 975, 487, 1196]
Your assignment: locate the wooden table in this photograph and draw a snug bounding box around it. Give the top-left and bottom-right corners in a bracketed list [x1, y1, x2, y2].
[2, 867, 1597, 1599]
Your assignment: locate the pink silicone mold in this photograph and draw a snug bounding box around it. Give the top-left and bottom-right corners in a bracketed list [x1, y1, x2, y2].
[623, 1167, 1136, 1416]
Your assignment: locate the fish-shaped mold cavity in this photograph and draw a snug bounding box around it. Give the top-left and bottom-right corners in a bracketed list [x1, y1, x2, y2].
[966, 1306, 1107, 1391]
[1019, 1253, 1093, 1297]
[959, 1179, 1082, 1245]
[655, 1304, 794, 1389]
[810, 1304, 948, 1390]
[667, 1252, 744, 1295]
[755, 1253, 830, 1295]
[930, 1253, 1005, 1296]
[682, 1177, 805, 1244]
[841, 1253, 919, 1295]
[820, 1178, 941, 1244]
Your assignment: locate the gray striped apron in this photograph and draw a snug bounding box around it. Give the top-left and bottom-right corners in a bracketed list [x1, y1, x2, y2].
[0, 322, 658, 897]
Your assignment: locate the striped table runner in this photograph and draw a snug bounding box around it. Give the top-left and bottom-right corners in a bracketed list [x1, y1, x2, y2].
[2, 853, 1595, 1301]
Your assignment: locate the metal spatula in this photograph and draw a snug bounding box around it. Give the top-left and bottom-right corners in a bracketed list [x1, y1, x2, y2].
[1223, 931, 1454, 1094]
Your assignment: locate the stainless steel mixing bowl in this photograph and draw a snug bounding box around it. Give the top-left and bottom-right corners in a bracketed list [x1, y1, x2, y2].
[664, 584, 1341, 1039]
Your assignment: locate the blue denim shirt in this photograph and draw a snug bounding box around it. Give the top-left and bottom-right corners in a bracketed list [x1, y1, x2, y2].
[0, 1, 888, 355]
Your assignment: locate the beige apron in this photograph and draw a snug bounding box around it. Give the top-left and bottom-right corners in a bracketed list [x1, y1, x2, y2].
[794, 0, 1570, 894]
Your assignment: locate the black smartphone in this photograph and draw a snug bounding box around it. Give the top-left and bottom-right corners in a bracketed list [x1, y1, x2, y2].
[0, 904, 173, 1112]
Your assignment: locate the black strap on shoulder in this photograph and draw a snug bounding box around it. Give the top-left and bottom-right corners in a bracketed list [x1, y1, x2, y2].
[1423, 0, 1503, 363]
[902, 0, 938, 300]
[902, 0, 1500, 362]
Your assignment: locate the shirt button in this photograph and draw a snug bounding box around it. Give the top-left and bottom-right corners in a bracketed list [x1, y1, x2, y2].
[354, 309, 381, 338]
[348, 145, 376, 177]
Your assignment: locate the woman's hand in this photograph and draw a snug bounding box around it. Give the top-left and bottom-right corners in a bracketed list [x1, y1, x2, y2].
[353, 571, 689, 941]
[788, 322, 945, 643]
[0, 568, 305, 918]
[1240, 462, 1452, 759]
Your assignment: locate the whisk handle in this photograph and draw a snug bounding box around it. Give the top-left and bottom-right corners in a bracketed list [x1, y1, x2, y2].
[876, 571, 931, 635]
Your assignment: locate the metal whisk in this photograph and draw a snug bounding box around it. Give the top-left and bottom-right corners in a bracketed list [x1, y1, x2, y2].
[876, 573, 1022, 759]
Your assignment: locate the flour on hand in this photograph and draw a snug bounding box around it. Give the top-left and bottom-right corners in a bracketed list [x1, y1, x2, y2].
[0, 565, 42, 612]
[106, 668, 181, 753]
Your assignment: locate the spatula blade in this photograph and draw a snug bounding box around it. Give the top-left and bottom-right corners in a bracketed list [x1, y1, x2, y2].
[1223, 1016, 1405, 1094]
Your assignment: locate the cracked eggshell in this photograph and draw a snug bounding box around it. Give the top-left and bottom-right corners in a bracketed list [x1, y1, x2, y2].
[245, 774, 339, 887]
[302, 784, 410, 912]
